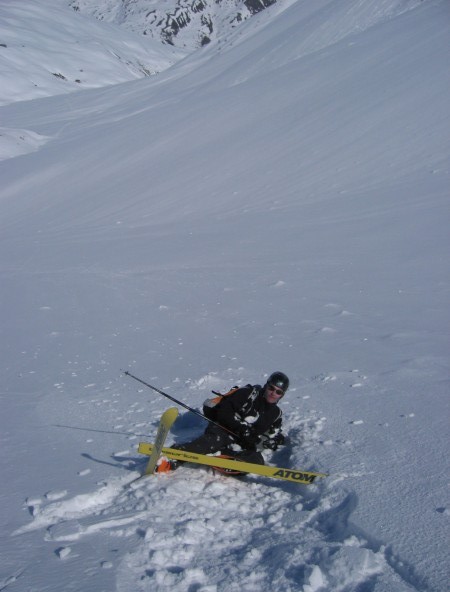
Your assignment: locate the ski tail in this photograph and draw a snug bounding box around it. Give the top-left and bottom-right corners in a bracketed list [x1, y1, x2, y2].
[144, 408, 179, 475]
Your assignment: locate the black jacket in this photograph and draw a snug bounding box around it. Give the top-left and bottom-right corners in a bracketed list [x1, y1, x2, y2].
[212, 384, 282, 439]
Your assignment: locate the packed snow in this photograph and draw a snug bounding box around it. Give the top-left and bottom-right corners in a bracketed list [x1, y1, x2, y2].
[0, 1, 449, 591]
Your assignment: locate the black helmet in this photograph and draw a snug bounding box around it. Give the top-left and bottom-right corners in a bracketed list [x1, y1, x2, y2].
[266, 371, 289, 393]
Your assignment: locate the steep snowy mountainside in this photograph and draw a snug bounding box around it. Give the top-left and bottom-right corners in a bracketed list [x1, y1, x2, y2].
[0, 1, 449, 591]
[0, 0, 184, 106]
[69, 0, 277, 49]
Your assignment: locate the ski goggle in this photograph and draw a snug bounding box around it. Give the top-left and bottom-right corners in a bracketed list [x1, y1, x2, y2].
[267, 384, 285, 396]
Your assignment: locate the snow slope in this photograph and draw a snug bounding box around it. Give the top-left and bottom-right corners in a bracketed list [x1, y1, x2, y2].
[1, 1, 449, 591]
[0, 0, 184, 107]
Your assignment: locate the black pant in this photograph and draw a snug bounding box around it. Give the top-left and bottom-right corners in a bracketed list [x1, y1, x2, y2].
[174, 425, 264, 465]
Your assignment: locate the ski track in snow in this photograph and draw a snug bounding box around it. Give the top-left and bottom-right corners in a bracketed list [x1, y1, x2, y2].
[13, 393, 423, 592]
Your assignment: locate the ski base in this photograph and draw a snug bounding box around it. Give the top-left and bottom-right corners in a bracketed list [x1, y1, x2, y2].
[138, 442, 326, 485]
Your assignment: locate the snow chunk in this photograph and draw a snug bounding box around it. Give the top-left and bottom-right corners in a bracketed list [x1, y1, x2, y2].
[44, 490, 68, 501]
[304, 565, 328, 591]
[0, 127, 50, 161]
[55, 546, 71, 559]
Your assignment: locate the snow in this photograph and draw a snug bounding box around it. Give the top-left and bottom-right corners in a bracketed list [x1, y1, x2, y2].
[0, 1, 449, 591]
[67, 0, 258, 50]
[0, 0, 184, 106]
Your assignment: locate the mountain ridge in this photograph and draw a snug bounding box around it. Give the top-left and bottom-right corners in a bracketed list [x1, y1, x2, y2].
[69, 0, 278, 49]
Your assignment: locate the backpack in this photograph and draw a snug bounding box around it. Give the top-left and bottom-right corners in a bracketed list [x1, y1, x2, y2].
[203, 385, 240, 418]
[203, 384, 254, 420]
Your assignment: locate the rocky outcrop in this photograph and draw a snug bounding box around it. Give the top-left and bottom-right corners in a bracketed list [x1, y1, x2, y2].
[69, 0, 279, 50]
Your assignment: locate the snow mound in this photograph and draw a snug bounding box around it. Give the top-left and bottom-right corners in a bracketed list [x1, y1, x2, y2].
[0, 127, 51, 160]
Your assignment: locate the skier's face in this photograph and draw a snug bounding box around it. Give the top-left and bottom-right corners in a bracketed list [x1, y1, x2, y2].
[265, 383, 285, 404]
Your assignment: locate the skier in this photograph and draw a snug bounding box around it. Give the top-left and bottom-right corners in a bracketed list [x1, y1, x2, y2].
[156, 371, 289, 473]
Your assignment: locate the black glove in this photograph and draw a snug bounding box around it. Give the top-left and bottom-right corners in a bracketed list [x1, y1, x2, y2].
[236, 425, 259, 449]
[262, 432, 285, 451]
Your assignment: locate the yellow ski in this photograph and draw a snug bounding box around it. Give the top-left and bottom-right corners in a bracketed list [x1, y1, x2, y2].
[144, 408, 179, 475]
[138, 442, 326, 484]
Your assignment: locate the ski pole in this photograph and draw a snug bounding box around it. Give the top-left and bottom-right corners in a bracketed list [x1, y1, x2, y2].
[123, 370, 238, 437]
